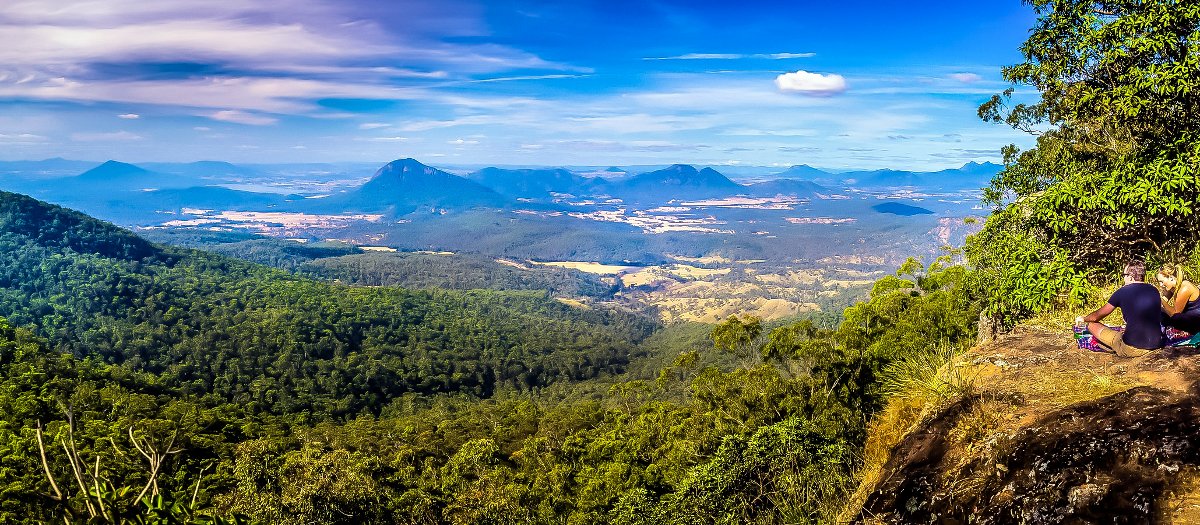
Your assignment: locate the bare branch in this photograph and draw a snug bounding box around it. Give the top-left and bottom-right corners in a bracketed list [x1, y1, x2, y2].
[35, 421, 63, 501]
[60, 440, 97, 518]
[128, 426, 151, 461]
[190, 463, 211, 509]
[93, 456, 109, 522]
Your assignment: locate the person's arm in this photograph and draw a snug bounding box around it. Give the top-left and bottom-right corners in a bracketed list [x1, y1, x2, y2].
[1171, 282, 1200, 316]
[1083, 303, 1115, 324]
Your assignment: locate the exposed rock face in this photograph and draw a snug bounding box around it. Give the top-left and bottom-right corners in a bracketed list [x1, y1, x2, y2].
[852, 329, 1200, 524]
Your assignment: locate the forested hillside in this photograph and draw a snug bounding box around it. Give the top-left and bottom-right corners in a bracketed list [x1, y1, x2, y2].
[0, 191, 655, 418]
[299, 252, 617, 298]
[0, 190, 981, 524]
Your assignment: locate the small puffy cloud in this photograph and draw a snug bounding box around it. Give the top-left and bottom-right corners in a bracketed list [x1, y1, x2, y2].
[117, 113, 140, 119]
[949, 72, 983, 83]
[774, 70, 847, 95]
[209, 110, 278, 126]
[70, 131, 143, 141]
[449, 138, 479, 145]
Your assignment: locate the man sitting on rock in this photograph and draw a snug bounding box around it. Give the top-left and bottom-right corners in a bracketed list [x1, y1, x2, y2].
[1078, 261, 1166, 357]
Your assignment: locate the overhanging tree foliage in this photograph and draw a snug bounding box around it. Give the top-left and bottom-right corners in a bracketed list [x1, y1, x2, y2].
[971, 0, 1200, 324]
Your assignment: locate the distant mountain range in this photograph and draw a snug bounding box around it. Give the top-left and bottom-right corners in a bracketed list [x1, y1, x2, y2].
[833, 161, 1003, 189]
[0, 157, 1004, 221]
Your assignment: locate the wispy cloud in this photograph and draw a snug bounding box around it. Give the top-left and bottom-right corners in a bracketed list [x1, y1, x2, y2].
[117, 113, 140, 119]
[209, 110, 278, 125]
[0, 0, 582, 117]
[467, 74, 587, 83]
[70, 131, 144, 141]
[0, 132, 47, 144]
[0, 75, 422, 113]
[948, 72, 983, 83]
[645, 52, 815, 60]
[361, 136, 409, 142]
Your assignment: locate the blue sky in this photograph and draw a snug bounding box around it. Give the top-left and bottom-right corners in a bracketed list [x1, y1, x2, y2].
[0, 0, 1039, 169]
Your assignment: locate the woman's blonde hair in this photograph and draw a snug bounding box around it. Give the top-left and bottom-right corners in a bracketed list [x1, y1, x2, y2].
[1159, 263, 1187, 304]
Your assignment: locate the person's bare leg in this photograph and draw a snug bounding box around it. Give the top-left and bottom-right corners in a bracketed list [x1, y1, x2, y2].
[1088, 322, 1117, 351]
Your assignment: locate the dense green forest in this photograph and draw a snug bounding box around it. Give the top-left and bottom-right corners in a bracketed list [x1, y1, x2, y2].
[0, 241, 978, 523]
[140, 229, 362, 271]
[299, 252, 617, 298]
[144, 231, 617, 299]
[0, 191, 655, 418]
[0, 188, 980, 523]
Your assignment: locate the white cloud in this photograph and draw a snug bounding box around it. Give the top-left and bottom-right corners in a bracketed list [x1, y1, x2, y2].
[721, 128, 819, 137]
[0, 0, 583, 117]
[467, 74, 586, 83]
[647, 53, 744, 60]
[118, 113, 140, 119]
[774, 70, 847, 95]
[0, 74, 420, 114]
[0, 132, 47, 143]
[568, 113, 715, 134]
[645, 52, 815, 60]
[949, 72, 983, 83]
[0, 19, 394, 67]
[192, 126, 211, 131]
[358, 122, 391, 130]
[209, 110, 278, 126]
[70, 131, 144, 141]
[766, 53, 816, 59]
[363, 136, 409, 142]
[449, 138, 479, 145]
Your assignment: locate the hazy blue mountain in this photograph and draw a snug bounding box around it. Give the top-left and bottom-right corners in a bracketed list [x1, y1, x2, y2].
[843, 162, 1003, 190]
[325, 158, 507, 213]
[0, 157, 98, 176]
[468, 167, 601, 198]
[74, 160, 197, 189]
[927, 161, 1003, 185]
[610, 164, 744, 202]
[144, 160, 262, 179]
[746, 179, 827, 197]
[772, 164, 831, 179]
[135, 186, 284, 210]
[872, 202, 935, 216]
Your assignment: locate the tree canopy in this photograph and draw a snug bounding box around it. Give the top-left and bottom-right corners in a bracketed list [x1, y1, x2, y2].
[971, 0, 1200, 323]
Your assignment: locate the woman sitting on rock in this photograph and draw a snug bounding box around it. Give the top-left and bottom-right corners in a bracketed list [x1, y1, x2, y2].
[1157, 263, 1200, 334]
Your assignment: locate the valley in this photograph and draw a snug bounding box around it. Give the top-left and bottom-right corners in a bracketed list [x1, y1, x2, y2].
[0, 157, 994, 324]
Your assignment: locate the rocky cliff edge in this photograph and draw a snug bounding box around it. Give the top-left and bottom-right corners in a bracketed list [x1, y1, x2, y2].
[847, 326, 1200, 524]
